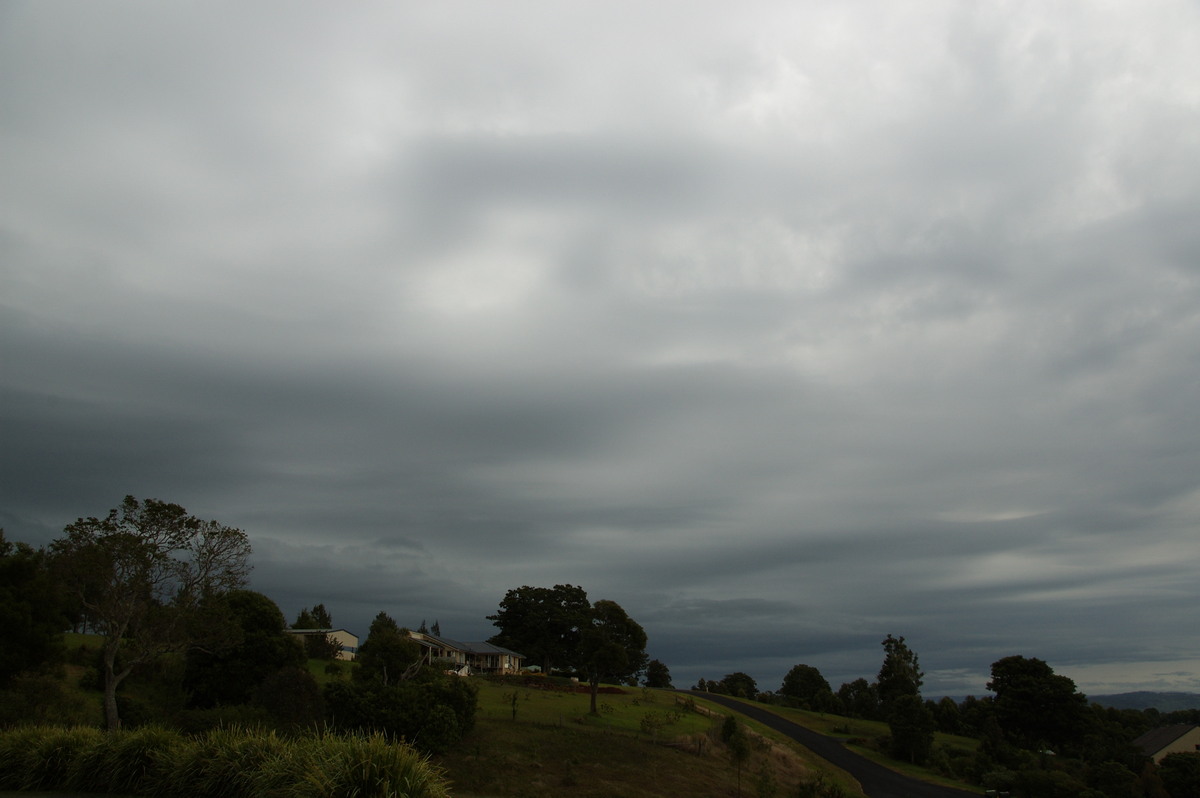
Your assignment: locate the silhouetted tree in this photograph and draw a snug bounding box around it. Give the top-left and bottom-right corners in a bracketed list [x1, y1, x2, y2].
[183, 590, 304, 708]
[717, 672, 759, 699]
[487, 584, 590, 674]
[987, 655, 1090, 754]
[51, 496, 251, 729]
[838, 677, 880, 719]
[877, 634, 923, 716]
[581, 599, 647, 714]
[643, 659, 673, 688]
[779, 663, 831, 708]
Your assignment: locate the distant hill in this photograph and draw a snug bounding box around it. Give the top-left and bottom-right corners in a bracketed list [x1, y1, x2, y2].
[1088, 691, 1200, 712]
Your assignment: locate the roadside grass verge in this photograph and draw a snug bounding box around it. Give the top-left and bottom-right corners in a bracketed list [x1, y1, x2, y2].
[698, 695, 981, 793]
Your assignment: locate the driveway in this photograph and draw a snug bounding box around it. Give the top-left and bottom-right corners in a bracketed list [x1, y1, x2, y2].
[684, 691, 980, 798]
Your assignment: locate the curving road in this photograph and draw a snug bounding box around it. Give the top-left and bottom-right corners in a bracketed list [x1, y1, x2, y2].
[684, 691, 980, 798]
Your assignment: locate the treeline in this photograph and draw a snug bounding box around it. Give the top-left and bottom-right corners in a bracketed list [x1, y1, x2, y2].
[0, 498, 475, 754]
[696, 636, 1199, 797]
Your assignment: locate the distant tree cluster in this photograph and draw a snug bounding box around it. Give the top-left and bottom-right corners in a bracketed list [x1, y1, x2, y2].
[693, 636, 1198, 796]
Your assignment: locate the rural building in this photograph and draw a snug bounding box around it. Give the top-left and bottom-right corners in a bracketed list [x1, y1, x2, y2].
[287, 628, 359, 660]
[407, 630, 524, 675]
[1134, 724, 1200, 763]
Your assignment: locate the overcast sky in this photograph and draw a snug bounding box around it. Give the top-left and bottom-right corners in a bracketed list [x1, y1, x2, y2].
[4, 1, 1200, 698]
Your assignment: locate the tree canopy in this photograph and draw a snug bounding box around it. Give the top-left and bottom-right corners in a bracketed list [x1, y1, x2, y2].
[643, 659, 673, 689]
[50, 496, 252, 729]
[487, 584, 590, 674]
[183, 590, 305, 708]
[580, 598, 648, 713]
[987, 654, 1090, 754]
[877, 634, 923, 714]
[779, 663, 831, 708]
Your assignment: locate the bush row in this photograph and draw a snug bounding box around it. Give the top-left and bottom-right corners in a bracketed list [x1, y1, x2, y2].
[0, 724, 450, 798]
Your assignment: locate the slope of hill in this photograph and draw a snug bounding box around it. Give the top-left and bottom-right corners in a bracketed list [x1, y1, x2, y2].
[1089, 691, 1200, 712]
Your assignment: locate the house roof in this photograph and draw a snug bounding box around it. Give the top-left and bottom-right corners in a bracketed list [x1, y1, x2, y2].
[287, 628, 357, 637]
[1133, 724, 1199, 755]
[410, 632, 523, 658]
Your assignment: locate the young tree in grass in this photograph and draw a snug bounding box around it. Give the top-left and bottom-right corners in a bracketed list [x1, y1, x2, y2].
[51, 496, 251, 729]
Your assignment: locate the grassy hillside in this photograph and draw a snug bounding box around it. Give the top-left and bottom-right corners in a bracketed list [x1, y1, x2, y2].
[436, 678, 865, 798]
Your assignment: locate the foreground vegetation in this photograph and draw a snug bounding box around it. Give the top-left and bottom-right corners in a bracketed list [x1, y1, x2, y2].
[0, 724, 449, 798]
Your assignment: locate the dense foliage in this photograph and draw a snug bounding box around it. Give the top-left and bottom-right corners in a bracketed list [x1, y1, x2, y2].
[0, 725, 450, 798]
[0, 530, 67, 686]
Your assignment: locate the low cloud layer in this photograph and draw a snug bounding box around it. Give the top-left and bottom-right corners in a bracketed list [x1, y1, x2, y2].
[4, 1, 1200, 696]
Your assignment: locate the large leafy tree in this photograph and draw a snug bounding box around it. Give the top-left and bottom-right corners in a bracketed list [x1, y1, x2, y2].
[50, 496, 251, 729]
[987, 655, 1090, 754]
[0, 530, 68, 686]
[183, 590, 305, 708]
[580, 599, 648, 714]
[487, 584, 591, 673]
[779, 663, 831, 708]
[837, 677, 880, 719]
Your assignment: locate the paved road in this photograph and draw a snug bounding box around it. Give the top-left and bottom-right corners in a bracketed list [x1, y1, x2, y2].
[684, 691, 980, 798]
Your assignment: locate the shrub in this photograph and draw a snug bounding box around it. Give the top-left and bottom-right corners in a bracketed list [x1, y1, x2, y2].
[0, 725, 450, 798]
[324, 675, 477, 753]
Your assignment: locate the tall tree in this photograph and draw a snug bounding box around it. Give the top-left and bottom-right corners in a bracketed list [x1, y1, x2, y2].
[877, 634, 923, 715]
[580, 599, 647, 714]
[51, 496, 251, 729]
[487, 584, 591, 673]
[987, 655, 1090, 754]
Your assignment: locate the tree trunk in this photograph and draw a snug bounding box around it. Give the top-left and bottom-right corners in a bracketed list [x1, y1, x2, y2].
[589, 675, 599, 715]
[102, 648, 131, 730]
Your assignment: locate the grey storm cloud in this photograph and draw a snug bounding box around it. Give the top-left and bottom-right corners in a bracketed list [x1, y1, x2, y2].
[4, 0, 1200, 697]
